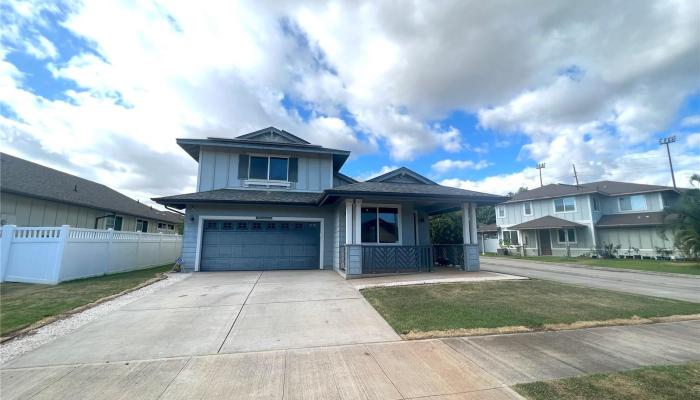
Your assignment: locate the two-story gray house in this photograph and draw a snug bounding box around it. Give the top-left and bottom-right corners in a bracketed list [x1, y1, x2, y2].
[154, 127, 505, 276]
[495, 181, 681, 258]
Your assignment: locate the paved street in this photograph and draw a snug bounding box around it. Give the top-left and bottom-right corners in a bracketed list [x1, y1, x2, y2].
[2, 269, 699, 399]
[481, 257, 700, 302]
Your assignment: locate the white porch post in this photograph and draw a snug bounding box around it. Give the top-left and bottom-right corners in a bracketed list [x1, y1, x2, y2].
[469, 203, 478, 245]
[353, 199, 362, 245]
[345, 199, 354, 244]
[462, 203, 471, 244]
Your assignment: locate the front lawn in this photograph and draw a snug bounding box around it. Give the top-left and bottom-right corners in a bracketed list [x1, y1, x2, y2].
[514, 362, 700, 400]
[361, 280, 700, 336]
[0, 264, 172, 336]
[483, 254, 700, 275]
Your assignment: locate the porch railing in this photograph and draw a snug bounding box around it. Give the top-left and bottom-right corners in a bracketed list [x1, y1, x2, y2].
[361, 245, 432, 274]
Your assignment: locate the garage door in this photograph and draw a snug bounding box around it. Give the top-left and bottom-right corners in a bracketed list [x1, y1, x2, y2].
[200, 220, 320, 271]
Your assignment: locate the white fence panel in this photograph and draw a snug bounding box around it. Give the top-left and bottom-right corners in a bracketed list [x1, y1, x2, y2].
[0, 225, 182, 284]
[479, 238, 499, 254]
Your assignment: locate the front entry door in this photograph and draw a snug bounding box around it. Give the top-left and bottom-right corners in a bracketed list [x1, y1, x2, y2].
[539, 230, 552, 255]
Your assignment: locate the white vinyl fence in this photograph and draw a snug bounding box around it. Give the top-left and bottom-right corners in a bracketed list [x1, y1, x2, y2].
[479, 237, 499, 254]
[0, 225, 182, 284]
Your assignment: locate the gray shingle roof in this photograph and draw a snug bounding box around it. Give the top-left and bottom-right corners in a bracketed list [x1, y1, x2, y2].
[505, 181, 678, 203]
[325, 182, 507, 203]
[510, 216, 586, 230]
[153, 189, 324, 207]
[596, 212, 667, 227]
[1, 153, 181, 223]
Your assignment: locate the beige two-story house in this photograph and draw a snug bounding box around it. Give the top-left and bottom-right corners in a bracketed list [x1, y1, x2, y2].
[495, 181, 681, 258]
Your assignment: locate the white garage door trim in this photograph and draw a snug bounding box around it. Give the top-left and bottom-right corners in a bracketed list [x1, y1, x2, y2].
[194, 216, 325, 271]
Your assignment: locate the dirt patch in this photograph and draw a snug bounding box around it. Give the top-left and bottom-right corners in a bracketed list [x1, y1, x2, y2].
[400, 313, 700, 340]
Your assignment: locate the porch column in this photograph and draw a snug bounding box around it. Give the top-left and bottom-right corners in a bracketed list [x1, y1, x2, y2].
[462, 203, 471, 244]
[353, 199, 362, 244]
[345, 199, 354, 244]
[469, 203, 478, 245]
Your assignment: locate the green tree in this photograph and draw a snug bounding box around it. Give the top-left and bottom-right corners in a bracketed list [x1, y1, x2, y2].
[507, 186, 528, 198]
[476, 205, 496, 225]
[666, 175, 700, 259]
[429, 211, 463, 244]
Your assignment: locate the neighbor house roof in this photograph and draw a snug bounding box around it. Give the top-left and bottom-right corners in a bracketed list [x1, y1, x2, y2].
[505, 181, 678, 204]
[509, 216, 586, 230]
[596, 212, 667, 228]
[323, 181, 507, 204]
[177, 127, 350, 171]
[367, 167, 437, 185]
[152, 189, 324, 208]
[1, 153, 181, 223]
[477, 223, 499, 233]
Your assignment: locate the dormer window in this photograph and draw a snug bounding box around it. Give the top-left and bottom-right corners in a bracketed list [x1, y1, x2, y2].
[249, 156, 288, 181]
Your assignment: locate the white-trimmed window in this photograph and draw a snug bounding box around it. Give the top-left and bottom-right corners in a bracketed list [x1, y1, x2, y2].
[619, 195, 646, 212]
[249, 156, 289, 181]
[523, 201, 533, 216]
[361, 206, 400, 244]
[136, 219, 149, 232]
[497, 206, 505, 218]
[554, 197, 576, 213]
[502, 230, 519, 245]
[557, 228, 576, 243]
[591, 196, 600, 212]
[106, 216, 123, 231]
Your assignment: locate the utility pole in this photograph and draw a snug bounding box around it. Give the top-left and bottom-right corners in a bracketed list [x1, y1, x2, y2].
[572, 164, 580, 187]
[536, 163, 546, 187]
[659, 136, 677, 188]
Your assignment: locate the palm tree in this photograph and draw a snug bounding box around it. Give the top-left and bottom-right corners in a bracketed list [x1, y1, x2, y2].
[667, 175, 700, 259]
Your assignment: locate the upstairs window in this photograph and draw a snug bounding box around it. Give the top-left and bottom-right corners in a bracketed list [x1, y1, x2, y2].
[361, 206, 400, 244]
[497, 206, 505, 218]
[554, 197, 576, 213]
[591, 196, 600, 212]
[619, 195, 646, 211]
[523, 202, 533, 216]
[249, 156, 289, 181]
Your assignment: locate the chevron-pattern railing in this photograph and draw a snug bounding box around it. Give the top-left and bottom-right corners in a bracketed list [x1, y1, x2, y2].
[360, 245, 432, 274]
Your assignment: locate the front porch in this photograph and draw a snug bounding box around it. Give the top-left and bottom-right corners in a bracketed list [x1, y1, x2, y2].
[333, 199, 486, 278]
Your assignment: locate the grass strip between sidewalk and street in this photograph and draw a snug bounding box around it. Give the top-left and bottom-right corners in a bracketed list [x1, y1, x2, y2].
[0, 263, 173, 337]
[482, 253, 700, 275]
[361, 280, 700, 337]
[513, 362, 700, 400]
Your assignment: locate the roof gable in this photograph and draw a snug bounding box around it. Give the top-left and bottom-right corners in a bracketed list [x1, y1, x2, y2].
[234, 127, 310, 144]
[506, 180, 678, 203]
[367, 167, 436, 185]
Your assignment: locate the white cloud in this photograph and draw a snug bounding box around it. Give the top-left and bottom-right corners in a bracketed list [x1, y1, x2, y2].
[681, 115, 700, 127]
[432, 159, 491, 173]
[356, 165, 400, 181]
[686, 133, 700, 148]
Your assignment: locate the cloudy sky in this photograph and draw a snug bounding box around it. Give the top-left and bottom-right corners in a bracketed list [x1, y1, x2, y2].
[1, 0, 699, 209]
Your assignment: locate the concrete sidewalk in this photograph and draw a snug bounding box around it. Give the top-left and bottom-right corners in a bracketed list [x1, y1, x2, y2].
[3, 320, 698, 399]
[481, 257, 700, 302]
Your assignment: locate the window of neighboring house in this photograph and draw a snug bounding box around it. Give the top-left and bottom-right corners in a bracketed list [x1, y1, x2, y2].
[523, 202, 533, 216]
[106, 216, 123, 231]
[136, 219, 148, 232]
[168, 224, 174, 230]
[361, 206, 400, 244]
[591, 196, 600, 212]
[157, 223, 176, 230]
[554, 197, 576, 212]
[619, 195, 646, 211]
[249, 156, 289, 181]
[557, 228, 576, 243]
[502, 230, 519, 245]
[497, 206, 505, 218]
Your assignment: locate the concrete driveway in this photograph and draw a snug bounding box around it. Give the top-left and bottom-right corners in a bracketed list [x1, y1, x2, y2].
[5, 270, 400, 368]
[481, 257, 700, 302]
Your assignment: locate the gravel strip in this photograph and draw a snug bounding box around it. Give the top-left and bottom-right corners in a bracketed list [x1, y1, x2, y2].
[0, 272, 190, 365]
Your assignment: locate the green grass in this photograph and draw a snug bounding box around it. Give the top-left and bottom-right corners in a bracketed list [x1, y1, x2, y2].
[361, 280, 700, 334]
[514, 362, 700, 400]
[0, 264, 172, 336]
[483, 253, 700, 275]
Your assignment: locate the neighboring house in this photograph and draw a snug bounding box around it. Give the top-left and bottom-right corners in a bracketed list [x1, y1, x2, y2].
[154, 127, 505, 276]
[0, 153, 181, 233]
[494, 181, 681, 258]
[477, 224, 499, 254]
